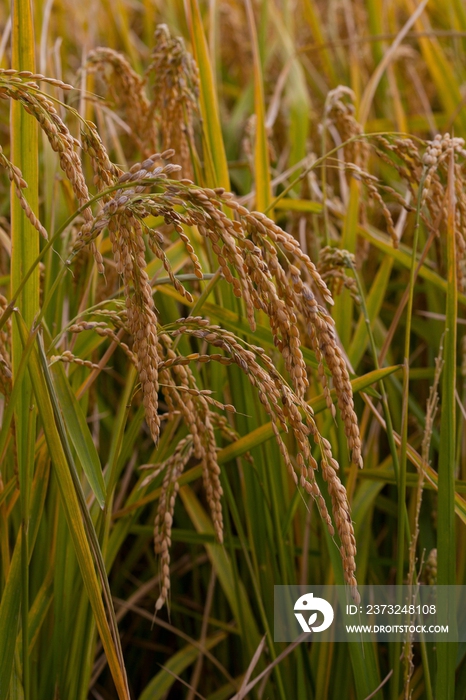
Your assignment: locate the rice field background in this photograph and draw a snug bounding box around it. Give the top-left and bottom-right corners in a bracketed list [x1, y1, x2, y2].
[0, 0, 465, 698]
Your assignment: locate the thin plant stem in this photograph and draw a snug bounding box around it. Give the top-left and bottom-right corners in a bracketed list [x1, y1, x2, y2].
[10, 2, 39, 697]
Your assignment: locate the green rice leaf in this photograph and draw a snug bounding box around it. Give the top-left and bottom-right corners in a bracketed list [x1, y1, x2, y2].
[15, 318, 130, 700]
[185, 0, 230, 189]
[50, 361, 106, 508]
[244, 0, 272, 212]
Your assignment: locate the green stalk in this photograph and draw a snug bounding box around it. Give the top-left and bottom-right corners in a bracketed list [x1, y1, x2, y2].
[185, 0, 230, 190]
[244, 0, 272, 213]
[320, 109, 331, 247]
[390, 170, 426, 700]
[436, 149, 458, 699]
[10, 2, 39, 698]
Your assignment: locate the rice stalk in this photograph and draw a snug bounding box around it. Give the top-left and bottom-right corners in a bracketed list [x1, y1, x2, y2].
[436, 146, 458, 700]
[403, 340, 442, 700]
[9, 3, 39, 697]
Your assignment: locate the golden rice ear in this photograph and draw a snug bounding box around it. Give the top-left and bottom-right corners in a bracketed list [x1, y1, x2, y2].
[152, 437, 193, 612]
[85, 47, 156, 156]
[0, 71, 110, 272]
[167, 316, 360, 594]
[420, 133, 466, 292]
[66, 142, 365, 603]
[323, 86, 370, 170]
[145, 24, 201, 179]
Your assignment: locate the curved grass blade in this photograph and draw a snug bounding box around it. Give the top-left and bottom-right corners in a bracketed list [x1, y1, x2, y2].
[244, 0, 271, 212]
[15, 318, 130, 700]
[50, 362, 106, 508]
[185, 0, 230, 189]
[10, 3, 40, 695]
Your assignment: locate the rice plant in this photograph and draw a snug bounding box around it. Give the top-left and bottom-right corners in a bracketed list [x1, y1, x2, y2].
[1, 1, 466, 699]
